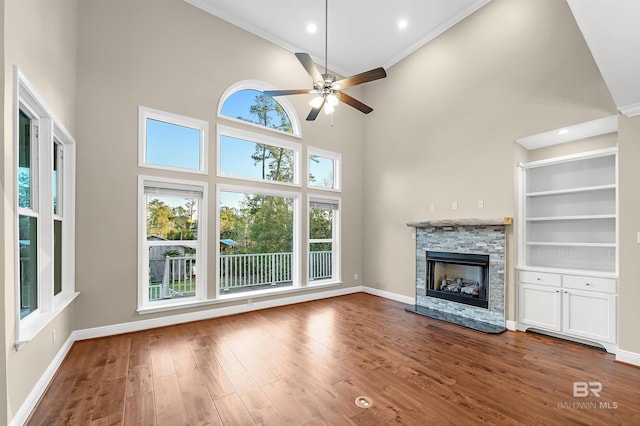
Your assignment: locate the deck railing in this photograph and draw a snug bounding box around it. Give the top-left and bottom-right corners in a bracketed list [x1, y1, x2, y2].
[149, 256, 196, 301]
[150, 251, 332, 300]
[220, 252, 293, 291]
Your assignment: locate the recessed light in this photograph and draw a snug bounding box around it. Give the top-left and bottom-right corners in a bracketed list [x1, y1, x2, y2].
[558, 129, 569, 135]
[306, 22, 318, 33]
[398, 19, 408, 30]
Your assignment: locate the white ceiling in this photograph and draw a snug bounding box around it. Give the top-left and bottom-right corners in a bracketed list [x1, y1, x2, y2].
[566, 0, 640, 116]
[185, 0, 491, 77]
[186, 0, 640, 117]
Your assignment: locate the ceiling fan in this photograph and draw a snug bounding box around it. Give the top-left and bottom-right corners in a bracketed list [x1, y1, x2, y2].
[263, 0, 387, 121]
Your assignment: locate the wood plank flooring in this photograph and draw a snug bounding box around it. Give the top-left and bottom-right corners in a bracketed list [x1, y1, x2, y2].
[27, 293, 640, 425]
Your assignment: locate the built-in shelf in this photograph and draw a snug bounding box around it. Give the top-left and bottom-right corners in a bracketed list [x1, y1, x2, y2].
[517, 147, 618, 353]
[526, 242, 616, 248]
[517, 147, 618, 274]
[527, 214, 616, 222]
[526, 184, 616, 198]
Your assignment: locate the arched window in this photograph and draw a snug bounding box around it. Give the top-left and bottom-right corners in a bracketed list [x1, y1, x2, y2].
[218, 80, 301, 138]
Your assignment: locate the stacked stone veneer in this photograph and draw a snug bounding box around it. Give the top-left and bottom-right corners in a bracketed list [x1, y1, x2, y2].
[415, 224, 506, 326]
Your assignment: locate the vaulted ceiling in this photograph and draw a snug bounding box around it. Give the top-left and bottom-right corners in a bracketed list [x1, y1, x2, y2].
[185, 0, 640, 117]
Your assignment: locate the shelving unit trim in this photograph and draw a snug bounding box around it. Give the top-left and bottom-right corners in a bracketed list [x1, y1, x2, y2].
[526, 184, 616, 198]
[527, 214, 616, 222]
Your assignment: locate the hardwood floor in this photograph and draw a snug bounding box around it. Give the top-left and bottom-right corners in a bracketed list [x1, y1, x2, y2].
[27, 293, 640, 425]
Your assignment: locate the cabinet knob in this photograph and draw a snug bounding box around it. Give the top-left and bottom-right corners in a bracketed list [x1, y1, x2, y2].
[585, 283, 591, 286]
[537, 277, 541, 281]
[564, 291, 568, 294]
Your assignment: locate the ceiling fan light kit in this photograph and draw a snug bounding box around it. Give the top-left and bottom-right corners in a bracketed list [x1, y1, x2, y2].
[263, 0, 387, 121]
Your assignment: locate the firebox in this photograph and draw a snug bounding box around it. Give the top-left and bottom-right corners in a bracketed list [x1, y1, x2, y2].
[426, 251, 489, 309]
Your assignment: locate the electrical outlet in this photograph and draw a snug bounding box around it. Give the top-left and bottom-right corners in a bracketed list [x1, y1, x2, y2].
[477, 199, 484, 208]
[430, 203, 436, 212]
[411, 232, 416, 240]
[452, 201, 458, 210]
[52, 330, 56, 344]
[354, 273, 359, 281]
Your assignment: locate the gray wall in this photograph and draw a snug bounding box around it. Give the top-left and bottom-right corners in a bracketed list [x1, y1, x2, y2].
[2, 0, 79, 422]
[618, 114, 640, 355]
[361, 0, 616, 326]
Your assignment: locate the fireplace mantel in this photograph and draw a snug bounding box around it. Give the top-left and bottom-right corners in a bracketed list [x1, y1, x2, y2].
[406, 217, 512, 228]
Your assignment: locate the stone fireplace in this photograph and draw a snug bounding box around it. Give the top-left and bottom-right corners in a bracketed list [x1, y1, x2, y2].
[406, 218, 511, 332]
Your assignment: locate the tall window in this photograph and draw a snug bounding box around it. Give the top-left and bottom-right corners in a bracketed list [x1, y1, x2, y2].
[139, 177, 207, 310]
[308, 196, 340, 283]
[53, 141, 63, 295]
[18, 108, 39, 319]
[15, 68, 77, 347]
[218, 186, 299, 296]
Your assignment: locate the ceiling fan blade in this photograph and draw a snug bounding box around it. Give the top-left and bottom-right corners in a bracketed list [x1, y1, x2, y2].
[336, 91, 373, 114]
[334, 67, 387, 89]
[295, 52, 324, 84]
[263, 89, 312, 97]
[306, 99, 326, 121]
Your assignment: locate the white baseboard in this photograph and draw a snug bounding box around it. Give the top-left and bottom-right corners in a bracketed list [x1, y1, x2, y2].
[10, 334, 76, 426]
[505, 320, 518, 331]
[616, 348, 640, 367]
[361, 286, 414, 305]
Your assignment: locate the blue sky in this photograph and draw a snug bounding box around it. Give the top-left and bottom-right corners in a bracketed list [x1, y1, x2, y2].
[146, 118, 200, 170]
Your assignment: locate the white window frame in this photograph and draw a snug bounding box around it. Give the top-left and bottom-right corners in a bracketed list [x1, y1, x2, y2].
[216, 184, 301, 299]
[138, 175, 208, 312]
[14, 67, 78, 349]
[217, 124, 301, 187]
[307, 146, 342, 192]
[138, 106, 209, 174]
[217, 80, 302, 138]
[307, 195, 341, 285]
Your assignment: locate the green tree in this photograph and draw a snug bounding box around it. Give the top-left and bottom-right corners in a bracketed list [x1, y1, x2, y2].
[147, 199, 174, 238]
[220, 206, 245, 243]
[147, 198, 198, 240]
[310, 207, 333, 251]
[245, 195, 293, 254]
[248, 95, 293, 181]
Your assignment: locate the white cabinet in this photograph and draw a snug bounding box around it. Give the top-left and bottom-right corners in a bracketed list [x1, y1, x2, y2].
[517, 271, 617, 352]
[517, 148, 618, 353]
[519, 283, 561, 331]
[562, 288, 616, 343]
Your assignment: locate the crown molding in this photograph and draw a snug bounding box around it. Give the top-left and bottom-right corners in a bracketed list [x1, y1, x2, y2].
[618, 102, 640, 117]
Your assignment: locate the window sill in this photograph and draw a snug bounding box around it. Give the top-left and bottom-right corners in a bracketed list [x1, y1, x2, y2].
[15, 291, 80, 351]
[137, 281, 343, 315]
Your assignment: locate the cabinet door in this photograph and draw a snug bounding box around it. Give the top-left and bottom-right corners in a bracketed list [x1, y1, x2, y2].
[519, 283, 562, 331]
[562, 289, 616, 343]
